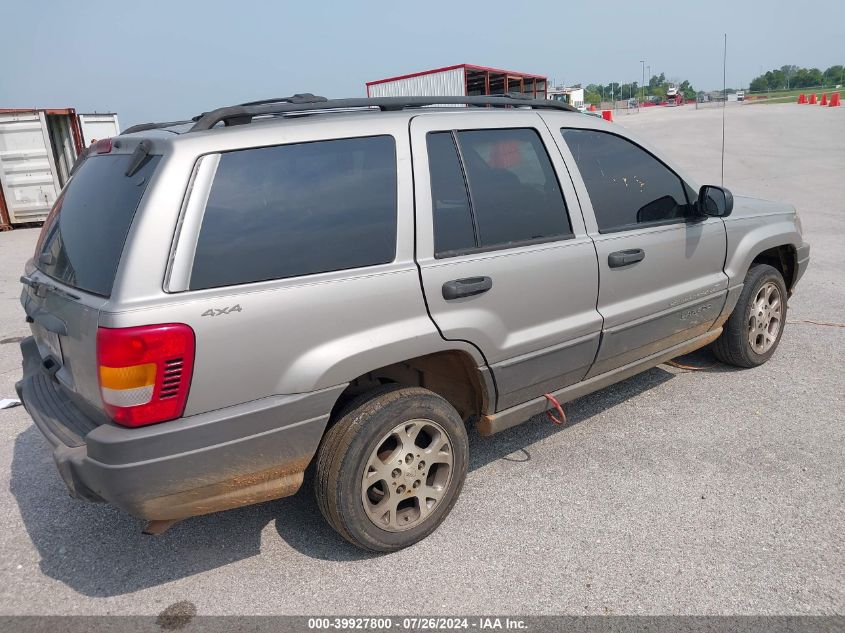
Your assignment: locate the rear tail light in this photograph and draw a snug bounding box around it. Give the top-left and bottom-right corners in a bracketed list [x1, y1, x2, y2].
[96, 324, 195, 427]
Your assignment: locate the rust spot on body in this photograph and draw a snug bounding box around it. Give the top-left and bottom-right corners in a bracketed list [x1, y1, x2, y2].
[136, 457, 311, 521]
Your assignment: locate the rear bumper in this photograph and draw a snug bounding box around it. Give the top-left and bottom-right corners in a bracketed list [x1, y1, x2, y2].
[16, 336, 344, 520]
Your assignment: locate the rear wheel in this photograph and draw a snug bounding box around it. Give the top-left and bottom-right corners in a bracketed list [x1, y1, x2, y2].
[315, 385, 468, 552]
[712, 264, 788, 367]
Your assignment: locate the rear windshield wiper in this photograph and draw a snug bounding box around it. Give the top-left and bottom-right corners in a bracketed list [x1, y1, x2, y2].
[125, 139, 153, 177]
[20, 275, 80, 301]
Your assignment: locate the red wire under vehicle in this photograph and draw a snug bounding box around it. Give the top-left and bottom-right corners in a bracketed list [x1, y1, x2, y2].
[543, 393, 567, 425]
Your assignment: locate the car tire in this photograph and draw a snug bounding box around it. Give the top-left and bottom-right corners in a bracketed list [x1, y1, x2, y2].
[315, 385, 468, 552]
[712, 264, 788, 368]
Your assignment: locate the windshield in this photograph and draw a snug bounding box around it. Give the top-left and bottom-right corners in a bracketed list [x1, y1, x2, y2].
[35, 153, 160, 297]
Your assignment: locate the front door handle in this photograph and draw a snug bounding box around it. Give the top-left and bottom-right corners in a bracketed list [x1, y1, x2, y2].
[608, 248, 645, 268]
[442, 276, 493, 300]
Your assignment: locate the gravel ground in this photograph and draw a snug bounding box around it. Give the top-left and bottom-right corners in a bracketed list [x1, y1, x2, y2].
[0, 103, 842, 617]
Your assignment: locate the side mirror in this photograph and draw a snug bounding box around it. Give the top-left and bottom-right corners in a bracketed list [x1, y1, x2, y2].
[697, 185, 733, 217]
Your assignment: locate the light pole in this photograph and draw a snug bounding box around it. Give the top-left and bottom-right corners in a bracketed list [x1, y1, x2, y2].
[640, 60, 645, 103]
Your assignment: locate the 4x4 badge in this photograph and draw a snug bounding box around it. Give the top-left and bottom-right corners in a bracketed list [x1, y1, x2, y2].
[201, 304, 242, 317]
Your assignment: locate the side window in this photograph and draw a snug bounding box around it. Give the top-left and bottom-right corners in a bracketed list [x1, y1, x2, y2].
[190, 135, 397, 290]
[561, 128, 692, 233]
[426, 132, 476, 254]
[458, 128, 571, 249]
[426, 128, 571, 257]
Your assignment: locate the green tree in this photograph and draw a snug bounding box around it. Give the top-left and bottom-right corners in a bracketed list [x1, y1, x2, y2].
[619, 82, 639, 100]
[584, 88, 601, 106]
[823, 65, 844, 85]
[749, 64, 842, 92]
[793, 68, 810, 88]
[679, 80, 696, 100]
[749, 76, 767, 92]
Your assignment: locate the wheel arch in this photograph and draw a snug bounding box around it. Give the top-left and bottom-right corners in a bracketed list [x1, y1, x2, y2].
[750, 244, 798, 290]
[330, 350, 495, 423]
[723, 216, 802, 291]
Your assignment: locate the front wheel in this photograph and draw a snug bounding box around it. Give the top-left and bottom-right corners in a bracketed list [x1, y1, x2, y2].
[315, 385, 468, 552]
[712, 264, 788, 368]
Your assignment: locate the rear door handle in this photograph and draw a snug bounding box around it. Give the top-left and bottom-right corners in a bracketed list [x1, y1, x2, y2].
[608, 248, 645, 268]
[442, 276, 493, 300]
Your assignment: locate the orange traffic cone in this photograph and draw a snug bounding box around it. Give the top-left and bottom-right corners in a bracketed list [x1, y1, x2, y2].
[601, 110, 613, 122]
[829, 92, 841, 107]
[798, 93, 807, 103]
[809, 94, 817, 104]
[821, 93, 828, 106]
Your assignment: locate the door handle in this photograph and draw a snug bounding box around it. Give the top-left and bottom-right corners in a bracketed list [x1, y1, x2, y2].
[442, 276, 493, 300]
[608, 248, 645, 268]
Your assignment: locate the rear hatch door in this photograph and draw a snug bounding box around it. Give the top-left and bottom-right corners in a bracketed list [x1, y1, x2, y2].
[21, 149, 161, 414]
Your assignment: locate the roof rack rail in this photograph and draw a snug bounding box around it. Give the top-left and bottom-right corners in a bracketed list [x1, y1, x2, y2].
[190, 93, 331, 128]
[189, 94, 576, 132]
[237, 93, 328, 107]
[120, 120, 194, 135]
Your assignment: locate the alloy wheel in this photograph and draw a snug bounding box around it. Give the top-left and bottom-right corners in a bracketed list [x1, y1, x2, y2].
[361, 419, 454, 532]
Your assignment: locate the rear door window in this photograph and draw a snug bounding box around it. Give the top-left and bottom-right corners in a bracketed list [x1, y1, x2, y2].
[426, 128, 571, 257]
[36, 154, 161, 297]
[190, 135, 397, 290]
[426, 132, 476, 254]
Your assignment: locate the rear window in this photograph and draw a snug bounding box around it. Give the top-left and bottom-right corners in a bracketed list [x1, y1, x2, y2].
[189, 135, 397, 290]
[36, 153, 161, 297]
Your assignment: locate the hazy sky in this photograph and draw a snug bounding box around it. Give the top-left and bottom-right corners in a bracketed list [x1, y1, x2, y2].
[2, 1, 842, 127]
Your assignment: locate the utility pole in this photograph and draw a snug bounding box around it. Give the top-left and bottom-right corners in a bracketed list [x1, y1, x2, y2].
[640, 60, 645, 103]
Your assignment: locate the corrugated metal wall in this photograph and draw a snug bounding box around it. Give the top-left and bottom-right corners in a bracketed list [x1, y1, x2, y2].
[0, 111, 62, 224]
[0, 109, 90, 225]
[368, 68, 466, 98]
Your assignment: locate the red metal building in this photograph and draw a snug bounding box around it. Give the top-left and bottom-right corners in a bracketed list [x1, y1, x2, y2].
[366, 64, 548, 99]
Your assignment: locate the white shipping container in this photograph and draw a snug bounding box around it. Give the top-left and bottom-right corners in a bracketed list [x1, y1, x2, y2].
[0, 108, 118, 226]
[78, 113, 120, 146]
[0, 111, 64, 224]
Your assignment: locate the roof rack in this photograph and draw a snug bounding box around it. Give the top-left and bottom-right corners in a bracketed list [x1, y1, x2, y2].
[119, 94, 328, 137]
[189, 94, 576, 132]
[236, 93, 329, 107]
[121, 120, 194, 135]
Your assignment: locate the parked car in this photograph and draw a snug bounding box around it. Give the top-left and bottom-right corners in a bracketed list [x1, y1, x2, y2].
[17, 94, 810, 552]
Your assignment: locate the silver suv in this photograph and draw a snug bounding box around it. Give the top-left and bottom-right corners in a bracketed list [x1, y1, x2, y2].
[17, 95, 810, 551]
